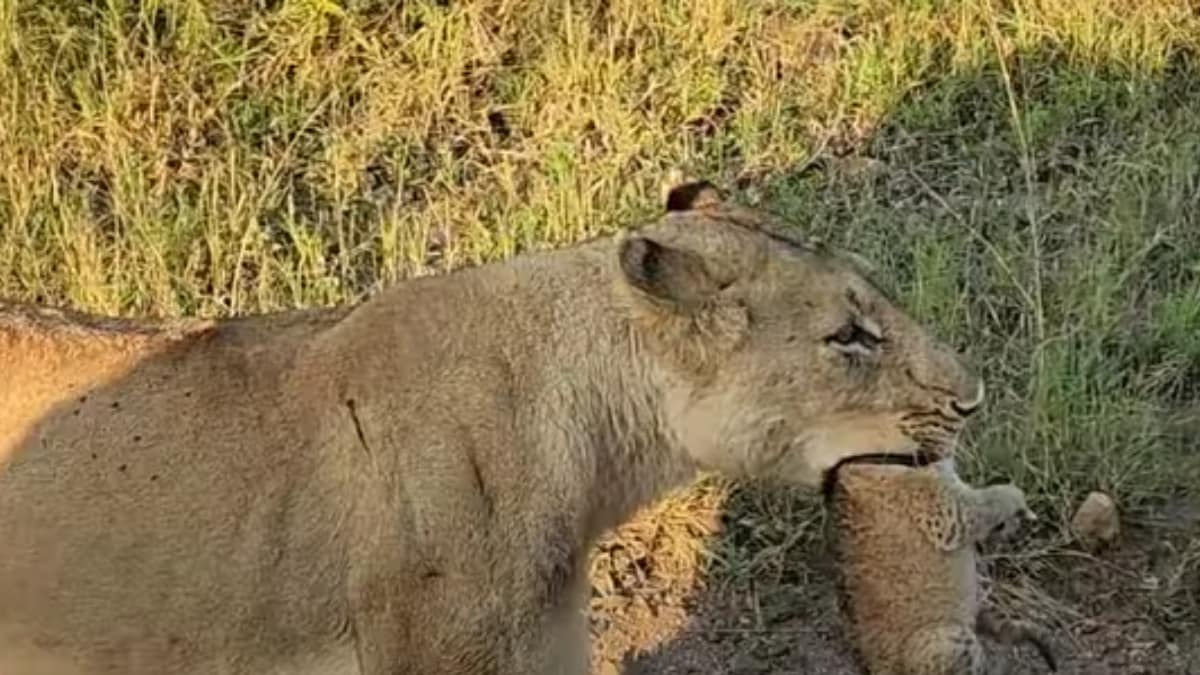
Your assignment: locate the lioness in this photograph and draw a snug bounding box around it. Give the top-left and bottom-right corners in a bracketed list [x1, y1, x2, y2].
[827, 460, 1058, 675]
[0, 181, 983, 675]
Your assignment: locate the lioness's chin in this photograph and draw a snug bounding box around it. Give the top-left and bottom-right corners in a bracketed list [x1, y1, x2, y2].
[762, 439, 931, 491]
[796, 420, 929, 476]
[810, 443, 949, 498]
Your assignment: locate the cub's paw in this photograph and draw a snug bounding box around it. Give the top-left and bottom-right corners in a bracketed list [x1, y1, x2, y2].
[902, 623, 985, 675]
[982, 484, 1036, 540]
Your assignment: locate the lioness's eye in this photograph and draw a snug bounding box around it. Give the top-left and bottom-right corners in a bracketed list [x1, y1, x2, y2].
[826, 321, 881, 350]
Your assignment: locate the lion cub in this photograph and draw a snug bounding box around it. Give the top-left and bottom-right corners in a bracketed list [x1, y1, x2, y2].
[826, 459, 1057, 675]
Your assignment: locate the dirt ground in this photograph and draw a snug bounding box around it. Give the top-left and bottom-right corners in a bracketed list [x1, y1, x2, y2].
[589, 496, 1200, 675]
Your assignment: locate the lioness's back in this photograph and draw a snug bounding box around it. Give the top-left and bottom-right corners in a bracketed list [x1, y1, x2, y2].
[0, 300, 351, 465]
[0, 302, 208, 466]
[0, 300, 361, 673]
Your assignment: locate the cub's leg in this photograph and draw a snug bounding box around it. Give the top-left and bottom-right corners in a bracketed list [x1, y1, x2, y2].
[976, 610, 1058, 672]
[901, 623, 985, 675]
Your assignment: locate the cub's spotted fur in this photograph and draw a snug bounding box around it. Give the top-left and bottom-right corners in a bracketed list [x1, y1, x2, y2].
[828, 460, 1057, 675]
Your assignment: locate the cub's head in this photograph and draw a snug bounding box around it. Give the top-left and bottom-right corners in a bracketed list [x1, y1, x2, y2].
[618, 180, 984, 490]
[828, 461, 959, 536]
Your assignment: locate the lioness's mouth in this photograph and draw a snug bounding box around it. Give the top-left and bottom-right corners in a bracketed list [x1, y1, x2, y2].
[819, 447, 943, 500]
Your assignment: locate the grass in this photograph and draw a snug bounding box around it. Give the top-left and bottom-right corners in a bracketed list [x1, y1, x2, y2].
[2, 0, 1199, 657]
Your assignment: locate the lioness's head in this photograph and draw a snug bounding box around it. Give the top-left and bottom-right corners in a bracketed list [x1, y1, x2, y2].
[617, 181, 984, 489]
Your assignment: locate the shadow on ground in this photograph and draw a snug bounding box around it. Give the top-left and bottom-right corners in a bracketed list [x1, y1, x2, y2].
[600, 514, 1200, 674]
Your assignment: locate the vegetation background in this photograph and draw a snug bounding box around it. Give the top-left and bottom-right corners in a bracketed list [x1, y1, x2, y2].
[2, 0, 1197, 672]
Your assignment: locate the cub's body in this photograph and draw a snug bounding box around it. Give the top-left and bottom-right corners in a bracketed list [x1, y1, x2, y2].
[828, 461, 1056, 675]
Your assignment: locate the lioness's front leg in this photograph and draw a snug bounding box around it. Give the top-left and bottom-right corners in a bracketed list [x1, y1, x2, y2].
[349, 558, 502, 675]
[530, 572, 591, 675]
[350, 597, 498, 675]
[350, 604, 589, 675]
[349, 565, 591, 675]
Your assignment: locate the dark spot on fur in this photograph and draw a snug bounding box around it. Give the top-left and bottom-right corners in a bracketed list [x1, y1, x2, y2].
[422, 568, 443, 580]
[150, 474, 159, 481]
[78, 395, 88, 403]
[91, 453, 97, 460]
[467, 451, 494, 517]
[118, 464, 127, 472]
[110, 401, 120, 410]
[943, 517, 959, 548]
[786, 334, 798, 343]
[334, 616, 354, 641]
[73, 409, 81, 416]
[345, 399, 372, 456]
[133, 434, 142, 442]
[184, 391, 192, 398]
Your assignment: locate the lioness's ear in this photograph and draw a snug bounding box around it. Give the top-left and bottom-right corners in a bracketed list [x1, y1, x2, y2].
[618, 235, 718, 312]
[665, 180, 725, 212]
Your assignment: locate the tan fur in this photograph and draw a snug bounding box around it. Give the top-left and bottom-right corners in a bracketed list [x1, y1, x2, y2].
[0, 182, 983, 675]
[829, 461, 1058, 675]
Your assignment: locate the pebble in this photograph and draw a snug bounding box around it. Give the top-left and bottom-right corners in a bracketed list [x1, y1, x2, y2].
[1070, 491, 1120, 551]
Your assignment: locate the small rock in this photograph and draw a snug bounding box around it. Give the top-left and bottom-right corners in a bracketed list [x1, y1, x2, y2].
[1071, 491, 1120, 551]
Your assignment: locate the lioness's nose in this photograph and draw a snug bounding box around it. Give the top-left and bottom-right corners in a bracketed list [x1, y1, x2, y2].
[951, 380, 986, 417]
